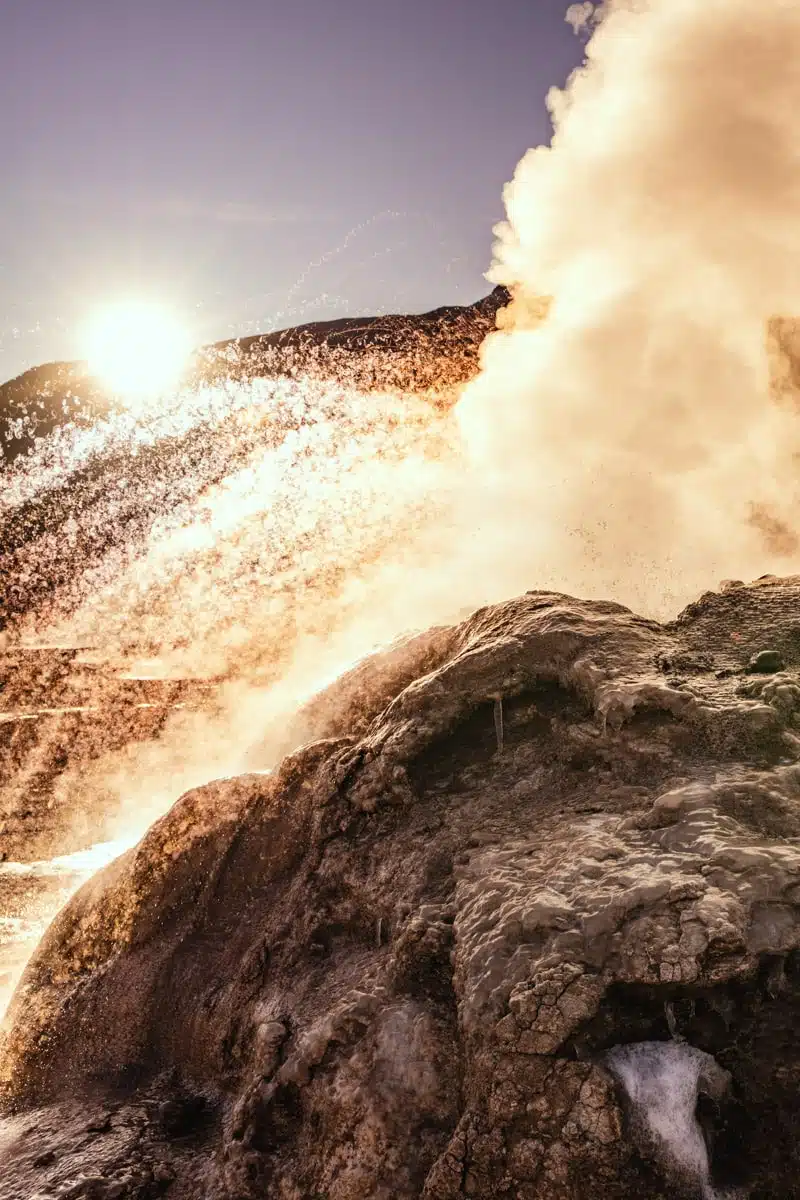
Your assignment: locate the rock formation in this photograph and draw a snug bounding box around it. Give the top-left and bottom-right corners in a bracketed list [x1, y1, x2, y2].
[4, 576, 800, 1197]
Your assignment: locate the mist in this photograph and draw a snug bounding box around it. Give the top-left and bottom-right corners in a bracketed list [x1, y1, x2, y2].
[12, 0, 800, 857]
[455, 0, 800, 616]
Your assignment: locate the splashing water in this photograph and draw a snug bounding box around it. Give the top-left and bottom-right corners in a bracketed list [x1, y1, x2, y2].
[6, 370, 455, 673]
[7, 0, 800, 708]
[45, 838, 136, 874]
[5, 0, 800, 1061]
[607, 1041, 737, 1199]
[0, 840, 135, 1023]
[0, 841, 132, 878]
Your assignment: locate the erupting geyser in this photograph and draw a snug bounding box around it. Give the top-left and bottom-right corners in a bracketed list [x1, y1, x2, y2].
[5, 0, 800, 1195]
[455, 0, 800, 616]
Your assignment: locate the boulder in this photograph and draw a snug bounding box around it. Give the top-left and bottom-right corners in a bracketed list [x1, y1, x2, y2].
[5, 580, 800, 1196]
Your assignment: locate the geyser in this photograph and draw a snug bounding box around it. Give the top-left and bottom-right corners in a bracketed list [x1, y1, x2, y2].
[8, 0, 800, 1011]
[8, 2, 800, 1196]
[455, 0, 800, 617]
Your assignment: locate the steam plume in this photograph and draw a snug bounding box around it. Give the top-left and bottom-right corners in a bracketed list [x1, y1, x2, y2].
[456, 0, 800, 616]
[11, 0, 800, 861]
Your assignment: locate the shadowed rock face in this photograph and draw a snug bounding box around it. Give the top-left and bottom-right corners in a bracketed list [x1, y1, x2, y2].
[4, 578, 800, 1197]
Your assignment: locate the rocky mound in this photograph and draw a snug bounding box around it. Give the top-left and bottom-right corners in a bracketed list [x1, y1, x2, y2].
[4, 577, 800, 1197]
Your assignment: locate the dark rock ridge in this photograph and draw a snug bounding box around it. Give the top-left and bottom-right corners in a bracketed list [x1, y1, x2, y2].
[0, 363, 110, 465]
[200, 285, 511, 389]
[4, 577, 800, 1196]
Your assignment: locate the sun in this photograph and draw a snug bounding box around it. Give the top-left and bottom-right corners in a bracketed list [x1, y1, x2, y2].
[82, 300, 192, 399]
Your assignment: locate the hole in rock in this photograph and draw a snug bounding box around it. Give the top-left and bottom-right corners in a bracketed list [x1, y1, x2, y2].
[251, 1081, 304, 1154]
[407, 680, 589, 790]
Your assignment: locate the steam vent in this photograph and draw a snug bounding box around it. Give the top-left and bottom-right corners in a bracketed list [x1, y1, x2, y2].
[5, 575, 800, 1198]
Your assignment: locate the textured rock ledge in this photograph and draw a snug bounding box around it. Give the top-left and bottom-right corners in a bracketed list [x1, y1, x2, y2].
[4, 578, 800, 1197]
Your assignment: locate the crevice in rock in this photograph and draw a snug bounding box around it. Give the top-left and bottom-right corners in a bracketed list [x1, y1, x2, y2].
[406, 681, 590, 793]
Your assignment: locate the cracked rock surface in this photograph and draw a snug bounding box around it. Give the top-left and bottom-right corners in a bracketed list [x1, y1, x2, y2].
[4, 578, 800, 1197]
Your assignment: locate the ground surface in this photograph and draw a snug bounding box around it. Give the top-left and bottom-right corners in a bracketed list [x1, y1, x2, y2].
[3, 578, 800, 1197]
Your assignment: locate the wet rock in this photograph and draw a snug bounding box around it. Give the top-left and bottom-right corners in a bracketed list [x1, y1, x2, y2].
[6, 580, 800, 1195]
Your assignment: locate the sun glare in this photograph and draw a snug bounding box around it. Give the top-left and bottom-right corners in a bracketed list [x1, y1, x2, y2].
[82, 300, 192, 399]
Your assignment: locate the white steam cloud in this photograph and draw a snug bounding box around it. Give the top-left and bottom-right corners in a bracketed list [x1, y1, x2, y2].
[455, 0, 800, 616]
[10, 0, 800, 866]
[565, 3, 600, 36]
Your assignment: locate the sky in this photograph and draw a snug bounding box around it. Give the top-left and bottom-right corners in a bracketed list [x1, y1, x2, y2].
[0, 0, 584, 383]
